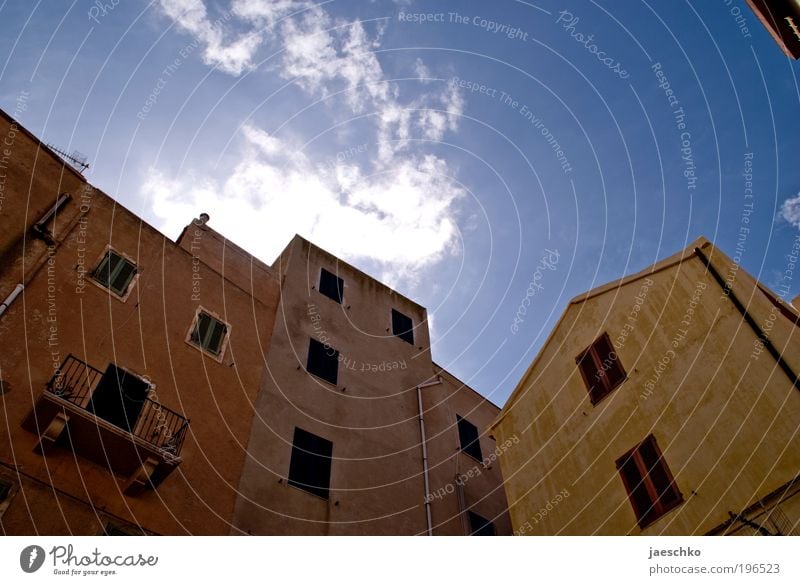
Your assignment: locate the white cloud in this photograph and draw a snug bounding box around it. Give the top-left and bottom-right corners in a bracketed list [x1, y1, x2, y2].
[157, 0, 262, 75]
[149, 1, 467, 290]
[146, 125, 464, 287]
[279, 8, 390, 113]
[781, 193, 800, 228]
[230, 0, 311, 26]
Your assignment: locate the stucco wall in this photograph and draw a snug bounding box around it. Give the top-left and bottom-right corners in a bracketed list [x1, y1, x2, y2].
[494, 242, 800, 535]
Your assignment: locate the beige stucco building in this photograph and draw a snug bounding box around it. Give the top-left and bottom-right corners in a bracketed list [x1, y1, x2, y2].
[0, 108, 509, 535]
[230, 235, 511, 535]
[492, 237, 800, 535]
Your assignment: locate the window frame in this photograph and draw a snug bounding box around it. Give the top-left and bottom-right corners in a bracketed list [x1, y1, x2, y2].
[306, 338, 339, 385]
[90, 246, 139, 301]
[185, 307, 231, 362]
[318, 268, 344, 304]
[391, 309, 414, 345]
[575, 332, 627, 405]
[287, 427, 334, 500]
[616, 435, 683, 529]
[456, 415, 483, 462]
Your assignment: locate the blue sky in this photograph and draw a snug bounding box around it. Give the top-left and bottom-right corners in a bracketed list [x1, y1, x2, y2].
[2, 0, 799, 406]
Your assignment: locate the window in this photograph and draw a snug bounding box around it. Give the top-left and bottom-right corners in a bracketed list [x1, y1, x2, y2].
[576, 332, 626, 404]
[288, 427, 333, 499]
[102, 522, 140, 536]
[306, 338, 338, 385]
[392, 309, 414, 344]
[457, 415, 483, 461]
[189, 311, 229, 356]
[468, 511, 496, 536]
[0, 479, 11, 503]
[93, 249, 137, 297]
[0, 478, 14, 517]
[319, 268, 344, 304]
[616, 435, 682, 528]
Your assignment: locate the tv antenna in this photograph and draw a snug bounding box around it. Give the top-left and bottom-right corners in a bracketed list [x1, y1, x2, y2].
[46, 144, 90, 174]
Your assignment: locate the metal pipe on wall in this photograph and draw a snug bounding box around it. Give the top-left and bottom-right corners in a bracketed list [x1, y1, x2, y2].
[417, 377, 442, 536]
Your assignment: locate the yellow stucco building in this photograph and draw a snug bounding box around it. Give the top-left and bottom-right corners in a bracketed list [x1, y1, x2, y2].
[491, 237, 800, 535]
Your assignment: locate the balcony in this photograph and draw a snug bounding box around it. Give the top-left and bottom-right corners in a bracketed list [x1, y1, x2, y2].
[23, 354, 190, 495]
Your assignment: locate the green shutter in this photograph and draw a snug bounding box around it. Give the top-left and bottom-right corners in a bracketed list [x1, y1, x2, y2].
[110, 258, 137, 295]
[94, 250, 136, 295]
[205, 319, 227, 354]
[191, 313, 227, 354]
[191, 313, 209, 345]
[93, 251, 114, 286]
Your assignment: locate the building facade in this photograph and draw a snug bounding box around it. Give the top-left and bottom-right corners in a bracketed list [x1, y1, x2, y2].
[492, 237, 800, 535]
[0, 109, 282, 535]
[229, 236, 511, 535]
[0, 108, 509, 535]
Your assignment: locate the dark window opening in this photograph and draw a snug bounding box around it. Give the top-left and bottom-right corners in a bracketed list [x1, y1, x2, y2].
[306, 338, 339, 385]
[468, 511, 495, 536]
[392, 309, 414, 344]
[93, 250, 137, 297]
[319, 268, 344, 304]
[576, 332, 626, 404]
[457, 415, 483, 461]
[616, 435, 682, 528]
[288, 427, 333, 500]
[0, 479, 11, 502]
[103, 522, 140, 536]
[87, 364, 150, 433]
[190, 311, 228, 356]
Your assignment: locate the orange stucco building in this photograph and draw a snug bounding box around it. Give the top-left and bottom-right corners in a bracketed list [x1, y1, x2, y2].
[0, 108, 509, 535]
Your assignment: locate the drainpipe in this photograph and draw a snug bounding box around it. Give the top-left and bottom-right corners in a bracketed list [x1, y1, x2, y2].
[695, 247, 800, 392]
[0, 196, 86, 320]
[417, 376, 442, 536]
[0, 283, 24, 318]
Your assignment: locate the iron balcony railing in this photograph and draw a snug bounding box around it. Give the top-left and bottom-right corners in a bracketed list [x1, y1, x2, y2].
[46, 354, 189, 457]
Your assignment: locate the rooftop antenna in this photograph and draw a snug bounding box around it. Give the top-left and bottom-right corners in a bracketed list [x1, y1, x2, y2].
[46, 144, 90, 174]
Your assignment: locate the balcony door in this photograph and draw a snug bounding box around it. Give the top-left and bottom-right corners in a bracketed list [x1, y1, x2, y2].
[88, 365, 149, 433]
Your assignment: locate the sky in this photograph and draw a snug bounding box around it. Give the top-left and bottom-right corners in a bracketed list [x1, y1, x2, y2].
[1, 0, 799, 407]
